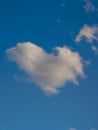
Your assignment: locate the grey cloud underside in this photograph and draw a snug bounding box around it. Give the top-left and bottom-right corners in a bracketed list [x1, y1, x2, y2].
[6, 42, 84, 95]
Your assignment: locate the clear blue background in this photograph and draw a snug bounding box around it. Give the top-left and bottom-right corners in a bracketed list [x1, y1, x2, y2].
[0, 0, 98, 129]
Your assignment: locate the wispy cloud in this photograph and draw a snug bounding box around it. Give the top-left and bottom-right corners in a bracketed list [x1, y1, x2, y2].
[6, 42, 85, 95]
[84, 0, 98, 12]
[68, 127, 96, 130]
[56, 18, 62, 23]
[69, 127, 77, 130]
[75, 24, 98, 43]
[60, 2, 66, 8]
[90, 128, 96, 130]
[92, 45, 98, 54]
[60, 0, 66, 8]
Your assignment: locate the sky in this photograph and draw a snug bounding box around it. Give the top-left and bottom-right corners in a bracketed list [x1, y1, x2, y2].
[0, 0, 98, 129]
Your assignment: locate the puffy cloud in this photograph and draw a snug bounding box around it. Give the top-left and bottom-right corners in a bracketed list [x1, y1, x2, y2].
[6, 42, 84, 95]
[75, 24, 98, 43]
[84, 0, 98, 12]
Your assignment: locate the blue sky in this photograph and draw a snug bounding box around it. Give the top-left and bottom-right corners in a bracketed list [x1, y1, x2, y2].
[0, 0, 98, 130]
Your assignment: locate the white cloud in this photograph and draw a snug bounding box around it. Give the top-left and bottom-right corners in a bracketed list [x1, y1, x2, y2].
[92, 46, 98, 54]
[84, 0, 98, 12]
[6, 42, 84, 95]
[75, 24, 98, 43]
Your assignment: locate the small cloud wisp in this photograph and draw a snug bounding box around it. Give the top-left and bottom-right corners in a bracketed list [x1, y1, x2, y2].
[75, 24, 98, 43]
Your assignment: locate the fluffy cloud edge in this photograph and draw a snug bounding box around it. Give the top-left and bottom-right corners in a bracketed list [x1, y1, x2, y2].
[6, 42, 85, 95]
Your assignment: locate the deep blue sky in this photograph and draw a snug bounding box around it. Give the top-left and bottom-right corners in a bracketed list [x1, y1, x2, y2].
[0, 0, 98, 130]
